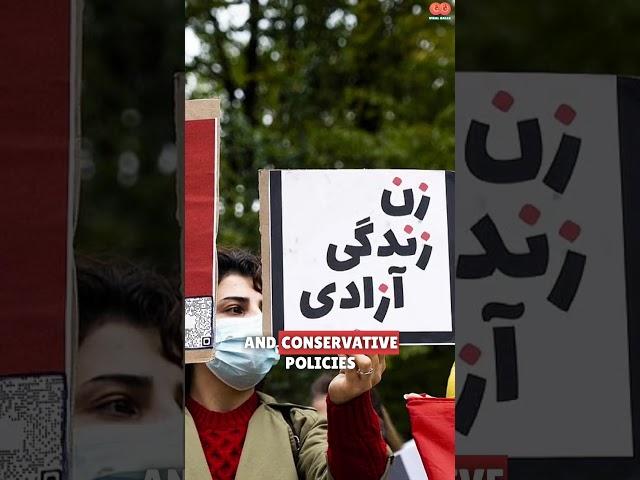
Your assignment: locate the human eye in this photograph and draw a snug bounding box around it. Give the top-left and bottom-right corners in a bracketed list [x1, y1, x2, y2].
[224, 304, 244, 315]
[92, 394, 141, 420]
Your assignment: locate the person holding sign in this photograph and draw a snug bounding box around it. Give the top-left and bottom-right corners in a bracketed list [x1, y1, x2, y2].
[185, 248, 392, 480]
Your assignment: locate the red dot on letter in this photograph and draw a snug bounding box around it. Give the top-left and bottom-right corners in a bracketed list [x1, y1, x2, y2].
[421, 231, 430, 242]
[378, 283, 389, 293]
[404, 225, 413, 234]
[419, 182, 428, 192]
[392, 176, 402, 186]
[555, 104, 576, 125]
[559, 220, 581, 242]
[459, 343, 482, 365]
[519, 204, 540, 225]
[492, 90, 514, 112]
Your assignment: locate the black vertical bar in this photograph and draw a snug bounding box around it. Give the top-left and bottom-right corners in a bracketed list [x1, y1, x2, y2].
[269, 170, 285, 336]
[618, 76, 640, 463]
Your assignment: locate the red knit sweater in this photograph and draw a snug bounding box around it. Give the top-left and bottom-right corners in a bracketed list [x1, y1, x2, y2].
[187, 390, 388, 480]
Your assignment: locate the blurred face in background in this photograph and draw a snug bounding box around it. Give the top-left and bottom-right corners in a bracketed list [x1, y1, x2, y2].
[75, 318, 182, 426]
[311, 393, 328, 417]
[73, 318, 184, 478]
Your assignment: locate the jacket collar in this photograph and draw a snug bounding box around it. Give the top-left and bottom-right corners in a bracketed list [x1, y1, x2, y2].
[235, 393, 300, 480]
[184, 392, 300, 480]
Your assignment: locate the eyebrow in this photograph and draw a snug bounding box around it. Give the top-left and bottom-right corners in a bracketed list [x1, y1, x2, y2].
[83, 374, 153, 388]
[219, 296, 250, 303]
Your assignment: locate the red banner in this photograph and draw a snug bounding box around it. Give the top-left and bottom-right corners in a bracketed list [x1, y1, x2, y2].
[407, 396, 455, 480]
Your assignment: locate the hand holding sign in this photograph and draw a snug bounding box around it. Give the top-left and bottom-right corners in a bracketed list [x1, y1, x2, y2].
[328, 354, 386, 405]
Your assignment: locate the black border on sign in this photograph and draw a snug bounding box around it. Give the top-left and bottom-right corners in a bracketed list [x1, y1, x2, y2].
[270, 169, 454, 345]
[447, 170, 456, 339]
[505, 77, 640, 478]
[270, 170, 285, 337]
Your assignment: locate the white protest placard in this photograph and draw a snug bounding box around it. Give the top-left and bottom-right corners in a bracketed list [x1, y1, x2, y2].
[455, 73, 634, 458]
[260, 169, 454, 345]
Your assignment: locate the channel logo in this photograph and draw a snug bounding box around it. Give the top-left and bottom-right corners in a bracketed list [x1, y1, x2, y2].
[428, 2, 453, 20]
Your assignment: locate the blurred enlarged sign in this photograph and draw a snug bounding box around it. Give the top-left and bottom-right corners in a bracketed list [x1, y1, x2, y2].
[455, 73, 634, 459]
[260, 169, 454, 345]
[183, 99, 220, 363]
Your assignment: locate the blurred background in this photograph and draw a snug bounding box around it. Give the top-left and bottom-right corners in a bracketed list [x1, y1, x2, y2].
[186, 0, 454, 251]
[457, 0, 640, 74]
[186, 0, 454, 438]
[77, 0, 183, 276]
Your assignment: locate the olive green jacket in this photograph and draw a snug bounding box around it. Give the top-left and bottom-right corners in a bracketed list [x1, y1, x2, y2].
[185, 392, 392, 480]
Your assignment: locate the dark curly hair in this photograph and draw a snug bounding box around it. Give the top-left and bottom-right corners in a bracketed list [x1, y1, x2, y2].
[76, 257, 182, 367]
[216, 247, 262, 293]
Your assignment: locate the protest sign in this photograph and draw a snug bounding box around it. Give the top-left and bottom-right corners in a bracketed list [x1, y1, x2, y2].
[0, 2, 81, 478]
[455, 73, 638, 467]
[182, 98, 220, 363]
[259, 169, 454, 345]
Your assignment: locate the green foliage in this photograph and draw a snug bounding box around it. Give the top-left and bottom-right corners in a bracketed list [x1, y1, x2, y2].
[186, 0, 454, 253]
[187, 0, 455, 438]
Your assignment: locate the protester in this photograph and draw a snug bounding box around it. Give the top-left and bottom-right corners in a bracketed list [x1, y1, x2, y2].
[73, 258, 184, 478]
[185, 247, 392, 480]
[309, 373, 332, 417]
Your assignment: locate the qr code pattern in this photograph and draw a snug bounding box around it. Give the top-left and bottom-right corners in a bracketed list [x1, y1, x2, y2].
[185, 296, 214, 349]
[0, 374, 65, 479]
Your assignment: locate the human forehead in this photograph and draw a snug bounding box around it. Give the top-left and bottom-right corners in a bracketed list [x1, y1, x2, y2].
[76, 321, 181, 383]
[217, 273, 262, 300]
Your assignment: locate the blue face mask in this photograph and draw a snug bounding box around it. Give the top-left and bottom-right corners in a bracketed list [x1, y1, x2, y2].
[206, 314, 280, 391]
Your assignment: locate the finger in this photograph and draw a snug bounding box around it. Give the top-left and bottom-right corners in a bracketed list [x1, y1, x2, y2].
[337, 353, 348, 374]
[343, 354, 361, 381]
[371, 354, 385, 386]
[353, 354, 373, 376]
[404, 393, 424, 400]
[379, 355, 387, 374]
[368, 355, 384, 385]
[369, 354, 380, 373]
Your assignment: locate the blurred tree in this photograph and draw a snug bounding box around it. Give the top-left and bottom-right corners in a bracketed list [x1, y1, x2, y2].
[77, 0, 183, 276]
[186, 0, 455, 438]
[457, 0, 640, 74]
[186, 0, 454, 252]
